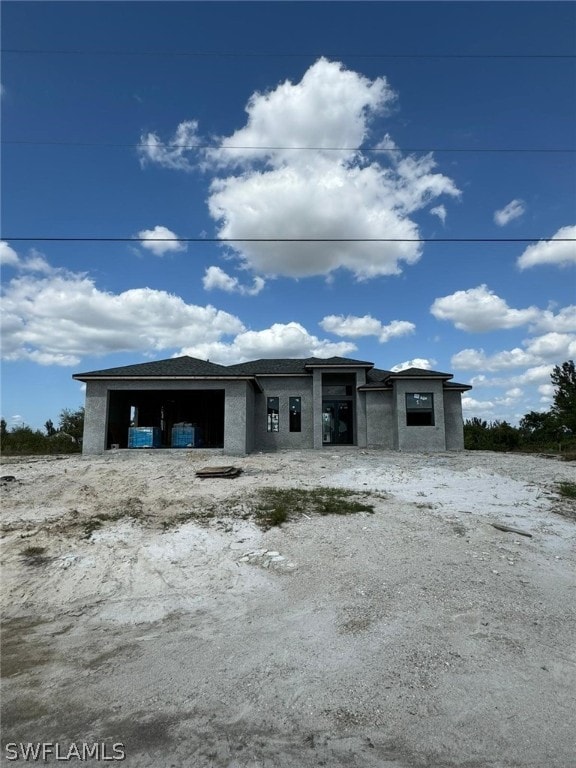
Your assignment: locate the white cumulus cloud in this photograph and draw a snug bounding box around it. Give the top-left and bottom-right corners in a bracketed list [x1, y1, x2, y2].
[391, 358, 437, 372]
[494, 199, 525, 226]
[209, 57, 396, 169]
[320, 314, 415, 342]
[138, 120, 200, 172]
[1, 259, 244, 366]
[429, 205, 447, 224]
[321, 314, 383, 338]
[451, 347, 535, 372]
[1, 249, 357, 368]
[0, 241, 20, 267]
[0, 242, 53, 273]
[137, 225, 186, 256]
[431, 284, 540, 332]
[462, 397, 495, 412]
[179, 322, 357, 366]
[202, 266, 265, 296]
[530, 305, 576, 333]
[511, 365, 556, 386]
[517, 225, 576, 270]
[524, 332, 576, 359]
[451, 331, 576, 373]
[141, 58, 460, 281]
[379, 320, 416, 342]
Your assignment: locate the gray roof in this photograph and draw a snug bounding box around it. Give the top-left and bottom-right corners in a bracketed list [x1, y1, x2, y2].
[366, 367, 394, 382]
[73, 355, 233, 379]
[444, 381, 473, 391]
[386, 367, 453, 380]
[360, 367, 469, 391]
[73, 356, 469, 392]
[303, 356, 374, 368]
[225, 358, 312, 375]
[75, 355, 378, 380]
[227, 356, 374, 375]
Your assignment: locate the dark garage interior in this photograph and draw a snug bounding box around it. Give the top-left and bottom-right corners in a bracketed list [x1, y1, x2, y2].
[107, 389, 225, 449]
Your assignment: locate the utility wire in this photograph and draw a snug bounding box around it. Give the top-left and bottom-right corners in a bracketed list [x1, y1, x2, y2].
[3, 48, 575, 59]
[4, 237, 575, 244]
[3, 140, 574, 154]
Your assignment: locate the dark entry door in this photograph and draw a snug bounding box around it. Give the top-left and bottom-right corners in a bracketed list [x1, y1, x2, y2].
[322, 400, 353, 445]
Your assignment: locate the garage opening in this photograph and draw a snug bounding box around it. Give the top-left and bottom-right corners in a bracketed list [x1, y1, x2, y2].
[107, 389, 225, 448]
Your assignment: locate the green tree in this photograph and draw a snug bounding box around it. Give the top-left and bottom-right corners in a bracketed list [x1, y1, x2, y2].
[519, 410, 559, 444]
[2, 425, 48, 454]
[58, 407, 85, 444]
[44, 419, 56, 436]
[464, 417, 490, 450]
[464, 418, 520, 451]
[551, 360, 576, 434]
[490, 420, 520, 451]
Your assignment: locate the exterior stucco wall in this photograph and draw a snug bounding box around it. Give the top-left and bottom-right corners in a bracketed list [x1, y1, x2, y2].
[443, 390, 465, 451]
[394, 379, 447, 451]
[245, 383, 256, 455]
[80, 369, 467, 456]
[223, 380, 250, 455]
[252, 376, 314, 451]
[83, 381, 110, 455]
[366, 390, 395, 449]
[312, 370, 323, 449]
[82, 379, 247, 455]
[354, 370, 368, 448]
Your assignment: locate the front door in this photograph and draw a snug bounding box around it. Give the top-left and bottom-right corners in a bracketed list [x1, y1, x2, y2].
[322, 400, 353, 445]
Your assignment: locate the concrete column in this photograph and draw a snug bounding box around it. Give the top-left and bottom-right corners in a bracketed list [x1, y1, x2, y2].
[355, 369, 367, 447]
[82, 382, 109, 455]
[312, 369, 323, 449]
[444, 391, 465, 450]
[223, 381, 249, 455]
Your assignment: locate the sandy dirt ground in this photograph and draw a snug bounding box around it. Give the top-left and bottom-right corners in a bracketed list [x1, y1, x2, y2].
[1, 448, 575, 768]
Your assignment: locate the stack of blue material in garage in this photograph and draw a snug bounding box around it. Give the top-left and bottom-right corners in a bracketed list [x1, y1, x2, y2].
[171, 423, 202, 448]
[128, 426, 162, 448]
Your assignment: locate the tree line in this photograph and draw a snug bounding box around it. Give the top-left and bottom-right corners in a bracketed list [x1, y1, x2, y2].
[1, 407, 85, 455]
[464, 361, 576, 456]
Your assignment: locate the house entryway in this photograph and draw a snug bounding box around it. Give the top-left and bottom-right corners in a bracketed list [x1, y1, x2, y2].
[322, 400, 353, 445]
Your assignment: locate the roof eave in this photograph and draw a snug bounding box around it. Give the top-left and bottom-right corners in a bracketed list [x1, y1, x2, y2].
[386, 374, 453, 381]
[304, 363, 373, 370]
[73, 374, 258, 383]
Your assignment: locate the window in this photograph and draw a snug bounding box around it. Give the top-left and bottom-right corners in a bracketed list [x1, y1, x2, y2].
[406, 393, 434, 426]
[289, 397, 301, 432]
[267, 397, 279, 432]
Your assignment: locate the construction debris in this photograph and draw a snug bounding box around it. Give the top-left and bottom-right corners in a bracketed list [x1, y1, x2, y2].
[195, 466, 243, 479]
[491, 522, 533, 538]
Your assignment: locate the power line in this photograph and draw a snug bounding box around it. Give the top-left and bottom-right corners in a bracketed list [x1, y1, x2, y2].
[3, 48, 575, 61]
[3, 140, 574, 154]
[3, 48, 575, 60]
[4, 237, 574, 244]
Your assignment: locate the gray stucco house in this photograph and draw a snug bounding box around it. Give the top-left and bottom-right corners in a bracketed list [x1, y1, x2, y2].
[73, 355, 471, 455]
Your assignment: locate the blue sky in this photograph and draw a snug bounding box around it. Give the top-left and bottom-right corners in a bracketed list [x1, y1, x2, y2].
[1, 1, 575, 431]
